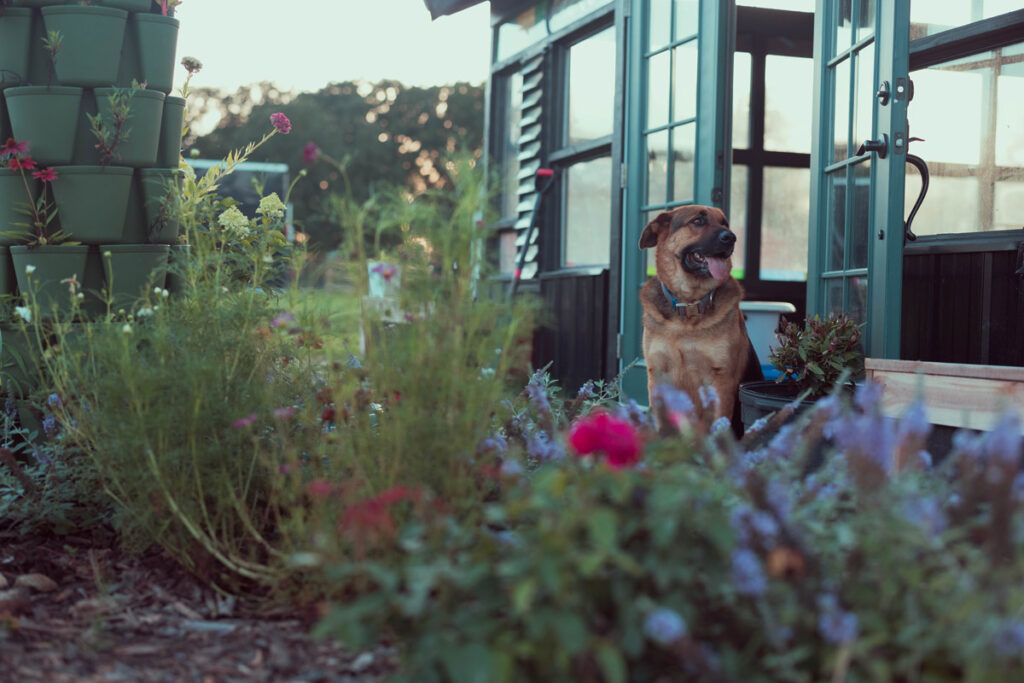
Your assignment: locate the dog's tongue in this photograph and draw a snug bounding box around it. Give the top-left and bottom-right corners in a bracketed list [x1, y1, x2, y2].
[707, 256, 730, 281]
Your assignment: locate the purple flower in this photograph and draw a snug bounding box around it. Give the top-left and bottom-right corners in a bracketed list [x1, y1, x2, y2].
[699, 385, 719, 411]
[525, 369, 551, 418]
[303, 141, 319, 164]
[269, 112, 292, 135]
[270, 311, 295, 328]
[765, 423, 800, 461]
[526, 430, 564, 462]
[731, 505, 780, 549]
[644, 607, 687, 646]
[232, 413, 258, 429]
[992, 619, 1024, 658]
[31, 450, 52, 466]
[3, 398, 15, 417]
[477, 435, 509, 455]
[652, 383, 695, 429]
[902, 495, 947, 536]
[577, 380, 596, 400]
[42, 416, 58, 440]
[897, 401, 931, 442]
[983, 411, 1022, 464]
[273, 406, 296, 420]
[854, 381, 884, 413]
[499, 458, 524, 476]
[711, 416, 732, 434]
[731, 548, 767, 596]
[817, 593, 858, 644]
[47, 393, 62, 410]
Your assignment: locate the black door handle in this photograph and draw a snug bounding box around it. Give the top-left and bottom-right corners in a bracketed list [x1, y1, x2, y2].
[856, 134, 888, 159]
[904, 138, 928, 243]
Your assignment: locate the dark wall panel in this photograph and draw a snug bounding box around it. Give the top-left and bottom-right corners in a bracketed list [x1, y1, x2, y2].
[532, 270, 609, 395]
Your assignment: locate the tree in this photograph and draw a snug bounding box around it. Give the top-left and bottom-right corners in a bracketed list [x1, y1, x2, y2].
[188, 80, 485, 252]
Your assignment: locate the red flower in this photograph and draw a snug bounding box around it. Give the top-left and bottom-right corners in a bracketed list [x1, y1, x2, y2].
[231, 413, 258, 429]
[320, 407, 336, 423]
[303, 142, 319, 164]
[1, 138, 29, 159]
[306, 479, 334, 499]
[269, 112, 291, 135]
[568, 411, 643, 470]
[7, 156, 36, 171]
[31, 167, 58, 183]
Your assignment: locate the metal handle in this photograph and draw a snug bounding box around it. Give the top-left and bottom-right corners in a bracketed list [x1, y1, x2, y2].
[904, 149, 929, 243]
[856, 134, 888, 159]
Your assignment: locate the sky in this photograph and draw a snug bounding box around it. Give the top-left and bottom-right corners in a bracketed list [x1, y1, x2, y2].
[173, 0, 492, 94]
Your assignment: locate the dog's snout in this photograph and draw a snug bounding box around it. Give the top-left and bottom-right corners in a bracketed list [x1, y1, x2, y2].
[717, 230, 736, 247]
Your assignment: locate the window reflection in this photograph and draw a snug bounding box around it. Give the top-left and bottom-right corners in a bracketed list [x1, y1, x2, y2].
[564, 157, 613, 267]
[729, 165, 748, 277]
[908, 44, 1024, 234]
[733, 52, 752, 149]
[568, 26, 616, 145]
[764, 55, 813, 153]
[646, 129, 669, 206]
[549, 0, 612, 33]
[761, 167, 810, 281]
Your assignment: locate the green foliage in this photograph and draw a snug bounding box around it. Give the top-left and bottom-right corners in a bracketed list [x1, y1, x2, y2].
[769, 313, 864, 398]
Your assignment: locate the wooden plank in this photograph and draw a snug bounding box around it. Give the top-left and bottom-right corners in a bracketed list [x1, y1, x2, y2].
[866, 358, 1024, 382]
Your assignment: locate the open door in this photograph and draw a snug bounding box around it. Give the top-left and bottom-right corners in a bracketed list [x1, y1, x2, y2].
[806, 0, 910, 358]
[619, 0, 734, 400]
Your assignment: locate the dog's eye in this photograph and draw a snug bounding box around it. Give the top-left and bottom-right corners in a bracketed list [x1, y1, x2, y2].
[691, 214, 706, 226]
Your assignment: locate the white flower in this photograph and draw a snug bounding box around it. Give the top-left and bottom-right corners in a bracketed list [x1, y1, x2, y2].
[217, 206, 251, 239]
[160, 289, 169, 298]
[256, 192, 286, 219]
[103, 251, 112, 258]
[24, 265, 36, 275]
[137, 307, 154, 317]
[153, 286, 164, 295]
[122, 323, 133, 335]
[262, 255, 274, 263]
[14, 306, 31, 323]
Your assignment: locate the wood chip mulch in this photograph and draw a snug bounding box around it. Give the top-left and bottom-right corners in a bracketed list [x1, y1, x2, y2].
[0, 530, 395, 682]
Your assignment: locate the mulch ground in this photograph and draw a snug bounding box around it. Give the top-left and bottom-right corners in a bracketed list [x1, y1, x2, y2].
[0, 529, 395, 682]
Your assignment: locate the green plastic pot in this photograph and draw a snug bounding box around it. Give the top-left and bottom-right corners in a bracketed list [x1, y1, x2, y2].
[0, 8, 32, 89]
[4, 0, 55, 7]
[139, 168, 182, 243]
[10, 244, 89, 318]
[101, 243, 169, 308]
[133, 14, 179, 94]
[0, 167, 38, 246]
[94, 87, 165, 167]
[101, 0, 153, 11]
[50, 165, 133, 244]
[41, 6, 128, 88]
[4, 85, 83, 165]
[156, 95, 185, 168]
[0, 246, 15, 296]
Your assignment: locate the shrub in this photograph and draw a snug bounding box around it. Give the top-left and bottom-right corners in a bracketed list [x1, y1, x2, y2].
[769, 313, 863, 398]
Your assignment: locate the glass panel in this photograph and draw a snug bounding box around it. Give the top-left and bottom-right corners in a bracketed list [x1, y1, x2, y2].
[761, 167, 810, 281]
[648, 0, 671, 51]
[499, 230, 518, 275]
[729, 165, 748, 278]
[855, 0, 875, 42]
[644, 210, 661, 277]
[671, 123, 696, 202]
[909, 67, 982, 165]
[733, 52, 752, 149]
[826, 169, 846, 271]
[849, 160, 870, 269]
[825, 279, 844, 315]
[996, 67, 1024, 166]
[853, 45, 874, 155]
[738, 0, 814, 10]
[832, 57, 851, 162]
[646, 129, 669, 206]
[564, 156, 613, 267]
[549, 0, 611, 32]
[904, 174, 980, 236]
[834, 0, 853, 56]
[994, 181, 1024, 231]
[496, 4, 550, 62]
[567, 27, 616, 145]
[848, 275, 867, 325]
[647, 50, 671, 129]
[673, 0, 699, 39]
[672, 40, 698, 122]
[910, 0, 1023, 39]
[501, 72, 524, 218]
[764, 56, 813, 153]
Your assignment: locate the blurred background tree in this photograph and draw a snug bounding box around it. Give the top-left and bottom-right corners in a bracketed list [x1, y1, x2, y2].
[187, 80, 485, 253]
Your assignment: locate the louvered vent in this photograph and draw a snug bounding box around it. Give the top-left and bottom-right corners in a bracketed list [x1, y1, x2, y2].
[513, 52, 545, 281]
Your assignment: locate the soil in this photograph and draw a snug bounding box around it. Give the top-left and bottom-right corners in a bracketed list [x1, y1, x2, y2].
[0, 529, 395, 682]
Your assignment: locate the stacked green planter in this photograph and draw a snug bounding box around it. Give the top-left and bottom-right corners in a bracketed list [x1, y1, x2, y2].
[0, 1, 183, 394]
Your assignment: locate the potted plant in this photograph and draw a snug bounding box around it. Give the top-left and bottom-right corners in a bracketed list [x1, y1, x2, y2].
[738, 312, 864, 430]
[0, 4, 32, 88]
[40, 4, 128, 88]
[4, 31, 84, 166]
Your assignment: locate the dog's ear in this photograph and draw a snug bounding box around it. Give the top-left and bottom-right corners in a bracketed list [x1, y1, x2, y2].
[639, 212, 672, 249]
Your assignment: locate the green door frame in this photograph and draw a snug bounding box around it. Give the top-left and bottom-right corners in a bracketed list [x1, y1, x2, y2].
[806, 0, 909, 358]
[619, 0, 734, 401]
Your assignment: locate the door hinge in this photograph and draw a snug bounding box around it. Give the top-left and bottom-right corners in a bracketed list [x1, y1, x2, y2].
[620, 162, 628, 189]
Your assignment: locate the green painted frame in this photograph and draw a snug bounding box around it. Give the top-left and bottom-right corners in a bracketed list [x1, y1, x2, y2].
[806, 0, 909, 358]
[619, 0, 734, 401]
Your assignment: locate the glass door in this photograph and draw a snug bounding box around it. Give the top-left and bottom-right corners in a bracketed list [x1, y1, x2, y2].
[807, 0, 910, 358]
[619, 0, 733, 400]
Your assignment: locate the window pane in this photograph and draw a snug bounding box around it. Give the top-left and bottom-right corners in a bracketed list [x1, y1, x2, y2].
[674, 0, 698, 39]
[738, 0, 813, 10]
[501, 72, 523, 219]
[848, 274, 867, 326]
[646, 129, 669, 206]
[762, 167, 810, 281]
[996, 67, 1024, 166]
[729, 165, 748, 278]
[549, 0, 613, 33]
[904, 174, 980, 236]
[834, 0, 853, 56]
[832, 57, 851, 162]
[564, 156, 613, 267]
[568, 27, 616, 145]
[849, 160, 870, 269]
[648, 0, 671, 51]
[825, 279, 844, 316]
[764, 56, 813, 153]
[911, 0, 1022, 38]
[994, 180, 1024, 231]
[499, 229, 518, 275]
[647, 50, 671, 129]
[826, 169, 846, 272]
[855, 0, 875, 43]
[671, 123, 695, 203]
[733, 52, 752, 149]
[496, 5, 549, 62]
[672, 40, 698, 122]
[910, 68, 982, 165]
[853, 45, 874, 156]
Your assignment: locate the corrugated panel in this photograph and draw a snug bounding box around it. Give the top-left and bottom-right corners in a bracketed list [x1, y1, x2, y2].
[520, 122, 542, 145]
[509, 52, 545, 281]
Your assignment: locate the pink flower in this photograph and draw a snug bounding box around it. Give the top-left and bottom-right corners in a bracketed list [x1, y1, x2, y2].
[270, 311, 295, 328]
[568, 411, 643, 470]
[273, 406, 296, 420]
[270, 112, 292, 135]
[1, 138, 29, 159]
[371, 262, 397, 282]
[307, 479, 334, 499]
[32, 167, 58, 183]
[232, 413, 258, 429]
[7, 155, 36, 171]
[303, 142, 319, 164]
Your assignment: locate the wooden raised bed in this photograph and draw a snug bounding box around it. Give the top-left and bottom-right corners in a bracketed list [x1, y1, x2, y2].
[865, 359, 1024, 433]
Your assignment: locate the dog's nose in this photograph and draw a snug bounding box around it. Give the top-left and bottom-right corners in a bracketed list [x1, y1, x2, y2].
[718, 230, 736, 247]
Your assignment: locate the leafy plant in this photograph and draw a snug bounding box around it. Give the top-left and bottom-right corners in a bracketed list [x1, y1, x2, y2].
[87, 83, 137, 166]
[768, 312, 863, 398]
[0, 138, 72, 246]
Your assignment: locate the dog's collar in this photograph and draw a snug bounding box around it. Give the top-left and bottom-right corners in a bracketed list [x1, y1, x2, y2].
[660, 280, 717, 318]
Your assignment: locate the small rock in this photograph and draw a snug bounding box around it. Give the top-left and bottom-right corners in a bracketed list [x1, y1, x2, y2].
[0, 588, 31, 615]
[351, 652, 375, 672]
[14, 573, 59, 593]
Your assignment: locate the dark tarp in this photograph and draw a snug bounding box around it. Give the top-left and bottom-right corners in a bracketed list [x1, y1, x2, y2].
[423, 0, 488, 19]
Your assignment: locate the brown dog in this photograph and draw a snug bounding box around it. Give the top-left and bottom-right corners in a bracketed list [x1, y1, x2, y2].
[639, 205, 762, 433]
